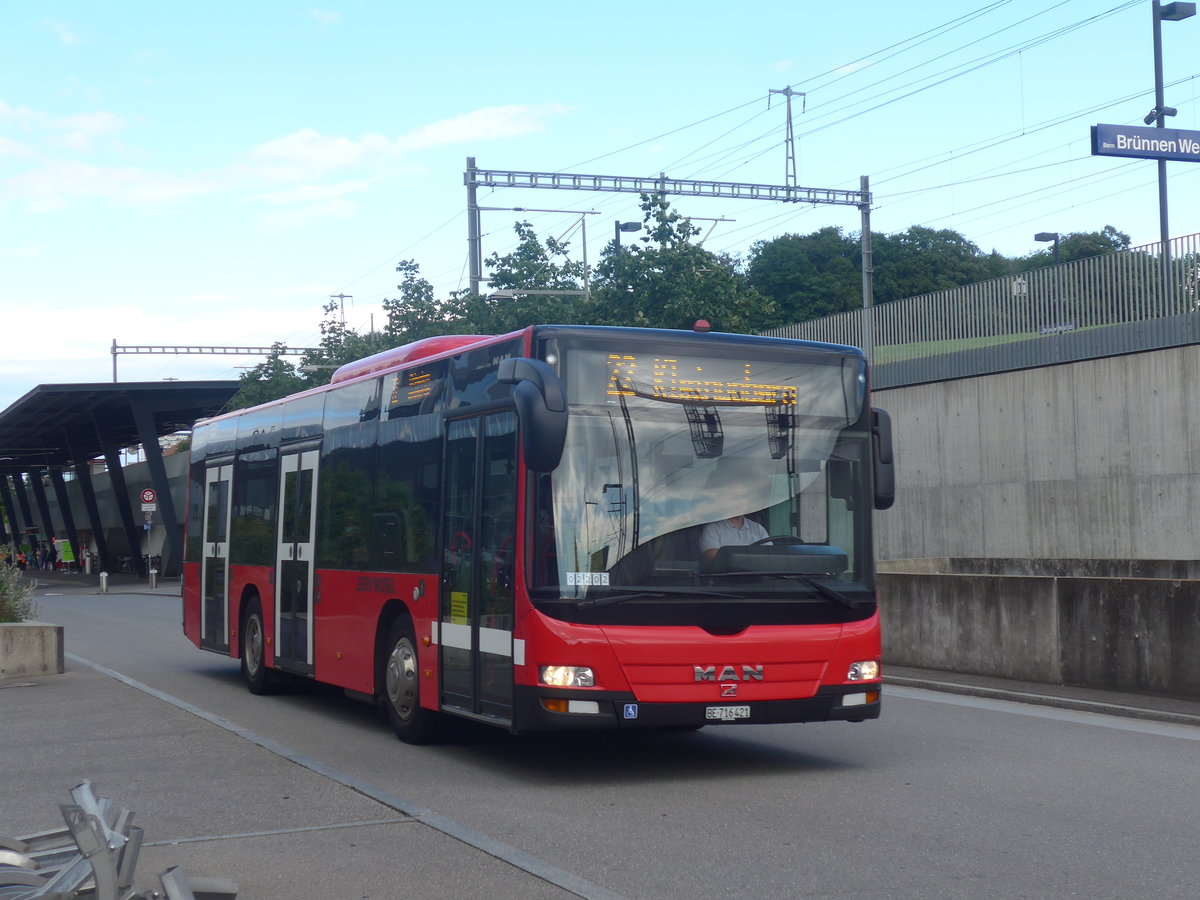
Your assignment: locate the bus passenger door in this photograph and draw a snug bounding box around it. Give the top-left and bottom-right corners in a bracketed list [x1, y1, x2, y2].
[276, 448, 319, 671]
[440, 411, 518, 723]
[201, 463, 233, 651]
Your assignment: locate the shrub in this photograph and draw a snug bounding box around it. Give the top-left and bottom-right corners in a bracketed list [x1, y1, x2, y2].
[0, 545, 38, 623]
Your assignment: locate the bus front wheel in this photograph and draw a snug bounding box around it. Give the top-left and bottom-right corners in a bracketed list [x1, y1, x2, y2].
[382, 618, 440, 744]
[241, 598, 274, 695]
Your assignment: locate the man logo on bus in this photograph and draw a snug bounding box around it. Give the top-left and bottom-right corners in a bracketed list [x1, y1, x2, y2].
[694, 665, 765, 682]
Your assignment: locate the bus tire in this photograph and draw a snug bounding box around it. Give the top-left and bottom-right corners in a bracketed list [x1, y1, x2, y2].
[382, 618, 440, 744]
[241, 597, 274, 695]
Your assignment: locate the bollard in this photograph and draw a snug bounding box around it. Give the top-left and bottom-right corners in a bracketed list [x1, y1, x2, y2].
[99, 572, 108, 594]
[149, 569, 158, 589]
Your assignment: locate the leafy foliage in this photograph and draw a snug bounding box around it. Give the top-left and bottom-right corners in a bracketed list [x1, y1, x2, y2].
[747, 226, 861, 327]
[227, 199, 1131, 408]
[1022, 225, 1131, 269]
[0, 546, 37, 623]
[587, 193, 771, 332]
[227, 343, 308, 411]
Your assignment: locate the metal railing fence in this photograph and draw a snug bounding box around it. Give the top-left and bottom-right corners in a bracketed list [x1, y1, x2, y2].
[766, 232, 1200, 389]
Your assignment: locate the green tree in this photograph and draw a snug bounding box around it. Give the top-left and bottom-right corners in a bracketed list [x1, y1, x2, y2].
[1022, 225, 1131, 269]
[302, 297, 392, 379]
[228, 343, 308, 410]
[382, 259, 449, 343]
[873, 226, 1013, 303]
[459, 221, 589, 333]
[746, 226, 861, 326]
[587, 193, 771, 332]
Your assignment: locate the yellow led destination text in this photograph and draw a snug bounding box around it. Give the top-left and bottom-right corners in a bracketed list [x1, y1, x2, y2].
[605, 353, 796, 405]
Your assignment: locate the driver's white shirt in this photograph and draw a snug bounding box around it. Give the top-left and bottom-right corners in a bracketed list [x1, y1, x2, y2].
[699, 517, 769, 554]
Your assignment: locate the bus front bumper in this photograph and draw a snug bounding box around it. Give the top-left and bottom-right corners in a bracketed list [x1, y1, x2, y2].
[511, 685, 881, 733]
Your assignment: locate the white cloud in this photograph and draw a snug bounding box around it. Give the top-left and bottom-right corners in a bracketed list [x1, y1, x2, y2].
[306, 8, 342, 26]
[257, 196, 358, 233]
[242, 104, 570, 182]
[258, 179, 370, 205]
[836, 60, 873, 75]
[1, 243, 43, 259]
[398, 104, 571, 149]
[49, 110, 128, 149]
[11, 161, 221, 210]
[245, 128, 397, 181]
[45, 19, 83, 46]
[0, 135, 37, 158]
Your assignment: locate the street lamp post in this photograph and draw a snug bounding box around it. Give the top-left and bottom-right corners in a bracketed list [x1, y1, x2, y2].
[1035, 232, 1062, 330]
[1148, 0, 1196, 305]
[1034, 231, 1060, 266]
[614, 220, 641, 247]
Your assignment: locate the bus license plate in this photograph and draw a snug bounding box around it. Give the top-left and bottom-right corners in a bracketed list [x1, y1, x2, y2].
[705, 705, 751, 721]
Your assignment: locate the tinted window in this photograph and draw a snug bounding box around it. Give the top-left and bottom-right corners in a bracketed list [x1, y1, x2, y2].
[231, 452, 278, 566]
[375, 413, 440, 572]
[281, 392, 325, 441]
[385, 361, 447, 419]
[447, 338, 521, 408]
[236, 405, 282, 452]
[317, 379, 382, 571]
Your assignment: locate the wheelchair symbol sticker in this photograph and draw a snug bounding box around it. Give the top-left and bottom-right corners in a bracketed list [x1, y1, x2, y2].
[623, 704, 638, 719]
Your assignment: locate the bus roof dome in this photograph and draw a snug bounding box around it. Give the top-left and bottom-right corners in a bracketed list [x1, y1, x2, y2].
[331, 335, 494, 384]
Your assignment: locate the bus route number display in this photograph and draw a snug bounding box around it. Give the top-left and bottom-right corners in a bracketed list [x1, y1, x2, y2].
[605, 353, 795, 405]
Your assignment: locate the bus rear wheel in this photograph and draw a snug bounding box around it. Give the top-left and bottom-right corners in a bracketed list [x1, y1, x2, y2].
[241, 598, 274, 695]
[382, 618, 440, 744]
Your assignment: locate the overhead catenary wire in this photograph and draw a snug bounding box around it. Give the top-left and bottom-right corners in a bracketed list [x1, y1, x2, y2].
[322, 0, 1181, 313]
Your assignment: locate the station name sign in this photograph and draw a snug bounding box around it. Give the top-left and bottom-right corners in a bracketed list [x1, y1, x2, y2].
[1091, 123, 1200, 163]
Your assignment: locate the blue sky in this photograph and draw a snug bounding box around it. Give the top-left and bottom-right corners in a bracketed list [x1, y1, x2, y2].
[3, 0, 1198, 411]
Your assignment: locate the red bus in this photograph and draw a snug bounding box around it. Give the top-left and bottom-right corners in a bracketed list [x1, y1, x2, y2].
[183, 324, 894, 742]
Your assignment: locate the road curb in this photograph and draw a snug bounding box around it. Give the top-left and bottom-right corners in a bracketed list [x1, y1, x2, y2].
[885, 674, 1200, 727]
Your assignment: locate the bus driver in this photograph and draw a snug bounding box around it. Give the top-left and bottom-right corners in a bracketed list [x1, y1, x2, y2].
[699, 514, 769, 563]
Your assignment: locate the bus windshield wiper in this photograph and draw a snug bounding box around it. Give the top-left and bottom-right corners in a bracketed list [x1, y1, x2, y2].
[801, 578, 858, 611]
[702, 572, 861, 609]
[574, 587, 743, 610]
[575, 590, 666, 610]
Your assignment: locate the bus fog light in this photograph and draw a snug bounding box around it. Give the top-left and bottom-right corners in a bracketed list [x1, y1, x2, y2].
[840, 689, 880, 708]
[848, 660, 880, 681]
[539, 665, 595, 687]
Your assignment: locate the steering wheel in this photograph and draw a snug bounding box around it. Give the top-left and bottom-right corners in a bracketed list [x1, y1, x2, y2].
[750, 535, 805, 546]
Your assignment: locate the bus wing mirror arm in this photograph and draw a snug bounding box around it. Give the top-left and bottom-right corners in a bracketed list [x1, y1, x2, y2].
[498, 357, 568, 472]
[871, 407, 895, 510]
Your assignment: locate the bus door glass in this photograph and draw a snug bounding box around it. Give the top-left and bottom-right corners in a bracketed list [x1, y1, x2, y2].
[201, 463, 232, 650]
[440, 411, 518, 721]
[276, 448, 319, 668]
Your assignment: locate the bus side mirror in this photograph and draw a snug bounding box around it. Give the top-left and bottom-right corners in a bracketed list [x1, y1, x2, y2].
[498, 357, 568, 473]
[871, 407, 895, 510]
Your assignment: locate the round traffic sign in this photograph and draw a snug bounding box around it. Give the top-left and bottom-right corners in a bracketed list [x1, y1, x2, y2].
[141, 488, 157, 504]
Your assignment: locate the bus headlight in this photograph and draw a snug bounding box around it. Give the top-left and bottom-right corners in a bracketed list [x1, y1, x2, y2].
[847, 660, 880, 681]
[539, 665, 595, 688]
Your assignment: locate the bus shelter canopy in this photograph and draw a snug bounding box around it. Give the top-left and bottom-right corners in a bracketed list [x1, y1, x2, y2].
[0, 381, 239, 468]
[0, 380, 239, 576]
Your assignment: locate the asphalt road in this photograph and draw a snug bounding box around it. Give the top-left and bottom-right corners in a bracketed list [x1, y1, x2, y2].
[11, 584, 1200, 899]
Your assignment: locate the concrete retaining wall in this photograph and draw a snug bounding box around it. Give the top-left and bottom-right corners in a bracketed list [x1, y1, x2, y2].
[873, 344, 1200, 561]
[0, 622, 65, 679]
[879, 562, 1200, 700]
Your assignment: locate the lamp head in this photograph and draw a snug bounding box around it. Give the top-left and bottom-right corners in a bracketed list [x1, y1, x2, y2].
[1161, 2, 1196, 22]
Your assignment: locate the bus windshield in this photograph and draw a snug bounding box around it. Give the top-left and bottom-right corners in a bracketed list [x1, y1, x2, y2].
[530, 338, 875, 612]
